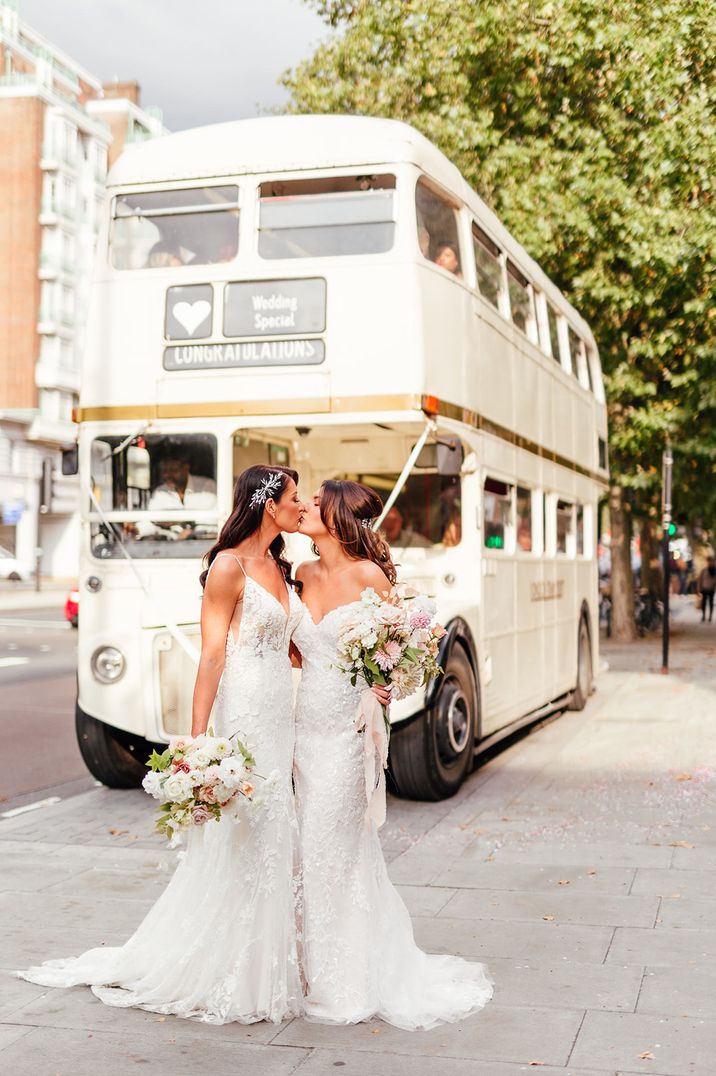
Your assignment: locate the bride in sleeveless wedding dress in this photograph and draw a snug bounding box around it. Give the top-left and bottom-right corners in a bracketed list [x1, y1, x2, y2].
[292, 480, 493, 1030]
[19, 466, 306, 1025]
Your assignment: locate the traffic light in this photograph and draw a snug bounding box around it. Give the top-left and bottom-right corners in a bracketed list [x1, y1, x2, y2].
[667, 522, 677, 536]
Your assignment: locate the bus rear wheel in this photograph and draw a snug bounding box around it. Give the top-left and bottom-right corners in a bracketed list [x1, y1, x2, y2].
[568, 616, 593, 711]
[75, 702, 150, 789]
[389, 645, 476, 801]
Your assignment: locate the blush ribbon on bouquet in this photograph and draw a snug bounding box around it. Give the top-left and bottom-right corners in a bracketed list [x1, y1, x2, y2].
[355, 689, 389, 829]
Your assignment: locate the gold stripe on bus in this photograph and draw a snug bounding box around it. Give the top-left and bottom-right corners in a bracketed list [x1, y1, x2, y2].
[421, 395, 608, 486]
[75, 393, 607, 484]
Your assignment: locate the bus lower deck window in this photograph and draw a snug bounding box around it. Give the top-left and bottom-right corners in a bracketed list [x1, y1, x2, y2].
[556, 499, 575, 555]
[416, 178, 462, 276]
[110, 186, 239, 270]
[258, 174, 396, 259]
[484, 477, 512, 550]
[516, 486, 533, 552]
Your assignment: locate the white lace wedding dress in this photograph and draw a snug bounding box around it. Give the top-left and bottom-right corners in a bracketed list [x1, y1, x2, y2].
[19, 557, 304, 1025]
[293, 602, 494, 1030]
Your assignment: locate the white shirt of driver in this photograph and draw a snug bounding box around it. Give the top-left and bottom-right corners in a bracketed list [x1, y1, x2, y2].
[148, 474, 217, 511]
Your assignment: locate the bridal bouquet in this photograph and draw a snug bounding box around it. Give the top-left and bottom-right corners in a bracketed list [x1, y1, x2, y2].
[142, 733, 257, 843]
[336, 586, 445, 709]
[336, 587, 445, 829]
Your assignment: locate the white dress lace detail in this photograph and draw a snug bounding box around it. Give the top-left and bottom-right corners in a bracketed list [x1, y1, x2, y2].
[293, 602, 494, 1030]
[18, 566, 305, 1025]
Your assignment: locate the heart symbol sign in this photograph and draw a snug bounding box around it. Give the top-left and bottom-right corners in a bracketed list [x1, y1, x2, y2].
[172, 300, 211, 336]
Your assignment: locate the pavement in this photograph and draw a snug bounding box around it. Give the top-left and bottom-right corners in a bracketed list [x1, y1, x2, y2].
[1, 596, 715, 1075]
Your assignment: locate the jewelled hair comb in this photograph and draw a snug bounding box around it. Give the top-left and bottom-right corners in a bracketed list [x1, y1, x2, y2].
[249, 471, 283, 510]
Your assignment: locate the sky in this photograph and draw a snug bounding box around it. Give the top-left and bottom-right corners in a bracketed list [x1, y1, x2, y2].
[17, 0, 329, 131]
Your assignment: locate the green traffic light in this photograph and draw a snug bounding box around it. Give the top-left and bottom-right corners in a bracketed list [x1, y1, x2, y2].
[667, 522, 677, 536]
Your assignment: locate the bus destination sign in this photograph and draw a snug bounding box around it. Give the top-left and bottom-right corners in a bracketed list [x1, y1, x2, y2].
[163, 339, 325, 370]
[224, 278, 326, 337]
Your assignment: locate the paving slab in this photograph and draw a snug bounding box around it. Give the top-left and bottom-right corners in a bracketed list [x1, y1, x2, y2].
[631, 867, 716, 902]
[0, 1025, 308, 1075]
[294, 1055, 617, 1076]
[606, 926, 716, 968]
[490, 841, 674, 869]
[637, 966, 716, 1020]
[412, 916, 614, 965]
[6, 982, 291, 1046]
[435, 860, 636, 894]
[273, 1006, 584, 1065]
[439, 888, 658, 928]
[489, 958, 642, 1013]
[656, 896, 716, 930]
[394, 885, 456, 917]
[570, 1010, 716, 1076]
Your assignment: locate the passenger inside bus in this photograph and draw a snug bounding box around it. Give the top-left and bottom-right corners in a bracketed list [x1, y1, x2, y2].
[381, 505, 432, 549]
[433, 242, 462, 277]
[146, 241, 184, 268]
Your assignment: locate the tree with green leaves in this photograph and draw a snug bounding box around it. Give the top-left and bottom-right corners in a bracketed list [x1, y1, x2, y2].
[284, 0, 716, 640]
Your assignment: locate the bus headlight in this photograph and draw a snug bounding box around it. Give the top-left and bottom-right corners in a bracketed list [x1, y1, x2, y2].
[91, 646, 126, 683]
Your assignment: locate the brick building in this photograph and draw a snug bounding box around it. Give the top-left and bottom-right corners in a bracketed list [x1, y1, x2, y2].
[0, 0, 165, 578]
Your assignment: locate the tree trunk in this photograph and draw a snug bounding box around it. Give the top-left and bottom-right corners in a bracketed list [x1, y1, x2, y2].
[609, 484, 637, 641]
[639, 518, 662, 596]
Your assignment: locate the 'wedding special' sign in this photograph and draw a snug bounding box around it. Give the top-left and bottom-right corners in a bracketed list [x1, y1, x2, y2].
[223, 278, 326, 337]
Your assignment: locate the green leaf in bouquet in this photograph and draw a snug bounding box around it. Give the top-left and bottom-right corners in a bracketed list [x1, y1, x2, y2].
[147, 747, 171, 772]
[364, 656, 381, 676]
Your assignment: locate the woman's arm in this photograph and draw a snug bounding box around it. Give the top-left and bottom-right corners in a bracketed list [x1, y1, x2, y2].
[191, 559, 243, 736]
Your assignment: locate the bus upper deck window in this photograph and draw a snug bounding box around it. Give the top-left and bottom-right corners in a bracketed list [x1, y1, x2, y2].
[416, 179, 462, 277]
[472, 224, 502, 308]
[258, 174, 396, 259]
[484, 477, 512, 550]
[111, 186, 239, 269]
[566, 327, 582, 378]
[547, 303, 561, 363]
[507, 260, 537, 341]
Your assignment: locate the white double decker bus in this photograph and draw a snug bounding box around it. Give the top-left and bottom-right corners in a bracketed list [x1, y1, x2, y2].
[71, 115, 608, 800]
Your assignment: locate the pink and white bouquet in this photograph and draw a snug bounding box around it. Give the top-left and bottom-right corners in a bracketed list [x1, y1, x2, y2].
[143, 733, 257, 843]
[336, 586, 445, 709]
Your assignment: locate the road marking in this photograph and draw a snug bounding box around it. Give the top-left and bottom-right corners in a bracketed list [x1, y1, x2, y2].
[1, 796, 61, 818]
[0, 618, 71, 630]
[0, 656, 29, 668]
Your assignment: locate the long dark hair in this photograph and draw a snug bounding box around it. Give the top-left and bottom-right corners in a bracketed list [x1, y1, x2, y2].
[319, 479, 397, 586]
[200, 465, 300, 590]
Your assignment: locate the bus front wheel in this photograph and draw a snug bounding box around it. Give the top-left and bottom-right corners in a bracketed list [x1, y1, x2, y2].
[568, 615, 593, 711]
[389, 645, 476, 801]
[75, 703, 150, 789]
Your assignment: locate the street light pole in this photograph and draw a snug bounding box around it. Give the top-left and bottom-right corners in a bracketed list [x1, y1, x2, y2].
[661, 443, 673, 674]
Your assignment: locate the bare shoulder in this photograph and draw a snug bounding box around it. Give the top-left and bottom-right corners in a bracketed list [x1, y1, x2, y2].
[351, 559, 392, 597]
[296, 560, 319, 584]
[204, 553, 245, 599]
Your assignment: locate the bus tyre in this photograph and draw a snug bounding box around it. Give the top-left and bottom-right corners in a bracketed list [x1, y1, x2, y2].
[75, 703, 148, 789]
[568, 616, 593, 711]
[389, 645, 476, 801]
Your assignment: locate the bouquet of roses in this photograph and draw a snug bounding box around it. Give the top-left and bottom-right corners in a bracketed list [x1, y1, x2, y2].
[336, 587, 445, 829]
[142, 733, 257, 843]
[336, 586, 445, 713]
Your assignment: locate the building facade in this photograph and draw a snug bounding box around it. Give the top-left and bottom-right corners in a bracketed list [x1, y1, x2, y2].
[0, 0, 165, 577]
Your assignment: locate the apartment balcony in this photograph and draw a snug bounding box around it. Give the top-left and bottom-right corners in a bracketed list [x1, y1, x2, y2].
[39, 204, 58, 227]
[38, 255, 59, 281]
[39, 147, 59, 171]
[37, 311, 58, 335]
[35, 360, 81, 394]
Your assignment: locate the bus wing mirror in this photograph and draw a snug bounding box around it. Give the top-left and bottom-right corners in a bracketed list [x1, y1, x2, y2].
[127, 443, 152, 490]
[437, 438, 463, 476]
[61, 446, 79, 475]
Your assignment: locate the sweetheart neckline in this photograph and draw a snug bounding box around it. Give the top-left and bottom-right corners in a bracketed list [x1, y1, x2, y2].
[304, 598, 362, 629]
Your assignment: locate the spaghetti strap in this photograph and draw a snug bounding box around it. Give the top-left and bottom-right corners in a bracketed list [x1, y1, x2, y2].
[207, 552, 246, 579]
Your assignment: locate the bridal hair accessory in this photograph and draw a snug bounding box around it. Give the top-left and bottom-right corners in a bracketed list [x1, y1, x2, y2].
[249, 471, 283, 510]
[360, 518, 373, 528]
